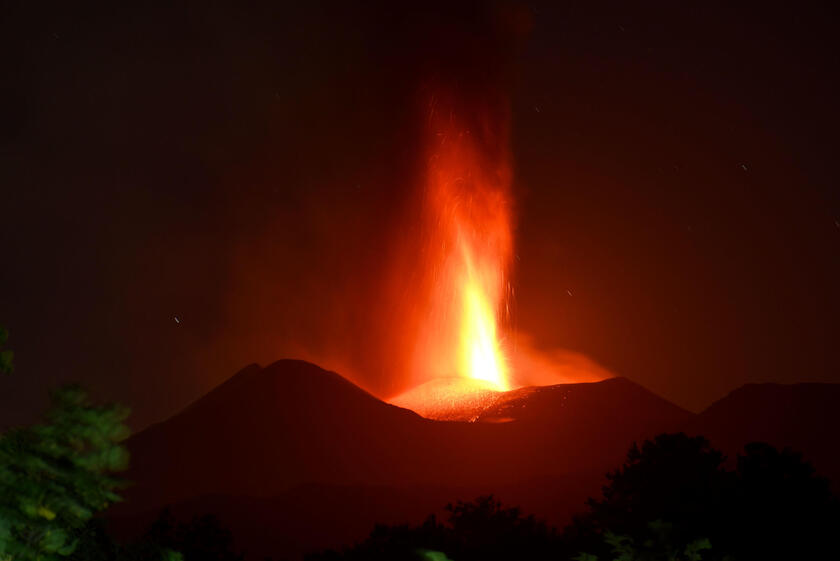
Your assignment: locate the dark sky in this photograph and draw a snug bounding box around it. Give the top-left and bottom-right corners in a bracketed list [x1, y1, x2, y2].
[2, 1, 838, 430]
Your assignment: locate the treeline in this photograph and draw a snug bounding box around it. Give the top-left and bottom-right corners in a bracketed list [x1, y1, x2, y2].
[308, 434, 839, 561]
[69, 510, 242, 561]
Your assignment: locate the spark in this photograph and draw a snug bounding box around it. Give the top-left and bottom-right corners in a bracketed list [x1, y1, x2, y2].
[174, 316, 180, 324]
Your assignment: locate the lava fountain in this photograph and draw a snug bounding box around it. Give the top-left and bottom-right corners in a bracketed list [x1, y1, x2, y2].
[428, 118, 512, 391]
[391, 96, 516, 417]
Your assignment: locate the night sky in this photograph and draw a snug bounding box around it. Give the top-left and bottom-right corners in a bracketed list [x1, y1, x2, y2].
[2, 1, 839, 431]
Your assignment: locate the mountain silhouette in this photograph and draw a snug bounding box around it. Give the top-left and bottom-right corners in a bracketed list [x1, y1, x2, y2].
[109, 360, 839, 559]
[685, 382, 840, 484]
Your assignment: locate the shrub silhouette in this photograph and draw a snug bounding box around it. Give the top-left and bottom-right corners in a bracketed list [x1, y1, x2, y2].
[566, 433, 731, 557]
[573, 520, 712, 561]
[127, 508, 243, 561]
[306, 495, 558, 561]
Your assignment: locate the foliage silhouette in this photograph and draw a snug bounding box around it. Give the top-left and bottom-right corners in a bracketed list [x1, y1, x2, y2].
[68, 509, 244, 561]
[725, 442, 838, 560]
[573, 520, 712, 561]
[0, 325, 178, 561]
[70, 508, 239, 561]
[0, 385, 129, 561]
[566, 433, 731, 558]
[67, 519, 120, 561]
[309, 434, 838, 561]
[306, 495, 559, 561]
[568, 433, 840, 561]
[122, 508, 243, 561]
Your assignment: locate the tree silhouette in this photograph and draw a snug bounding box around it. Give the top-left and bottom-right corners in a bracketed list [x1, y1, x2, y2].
[574, 520, 712, 561]
[307, 495, 558, 561]
[119, 508, 243, 561]
[444, 496, 557, 561]
[0, 386, 130, 560]
[0, 326, 188, 561]
[568, 433, 840, 561]
[68, 519, 118, 561]
[724, 442, 839, 560]
[307, 434, 840, 561]
[568, 433, 731, 556]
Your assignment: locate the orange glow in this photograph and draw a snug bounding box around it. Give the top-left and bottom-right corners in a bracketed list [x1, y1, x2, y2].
[409, 102, 514, 393]
[459, 265, 508, 389]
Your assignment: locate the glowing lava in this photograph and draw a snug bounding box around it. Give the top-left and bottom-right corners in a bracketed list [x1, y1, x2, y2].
[408, 101, 515, 394]
[459, 264, 508, 389]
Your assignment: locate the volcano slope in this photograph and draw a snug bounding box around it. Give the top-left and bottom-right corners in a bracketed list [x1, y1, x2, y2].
[109, 360, 839, 559]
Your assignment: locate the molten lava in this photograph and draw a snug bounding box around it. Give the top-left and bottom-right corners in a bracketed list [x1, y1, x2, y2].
[459, 261, 508, 389]
[405, 101, 515, 397]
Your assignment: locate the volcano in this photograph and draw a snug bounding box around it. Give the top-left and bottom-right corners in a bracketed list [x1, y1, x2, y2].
[118, 361, 689, 509]
[109, 360, 840, 559]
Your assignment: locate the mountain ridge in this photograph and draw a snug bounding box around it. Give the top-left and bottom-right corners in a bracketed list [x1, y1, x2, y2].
[117, 360, 692, 512]
[110, 360, 840, 559]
